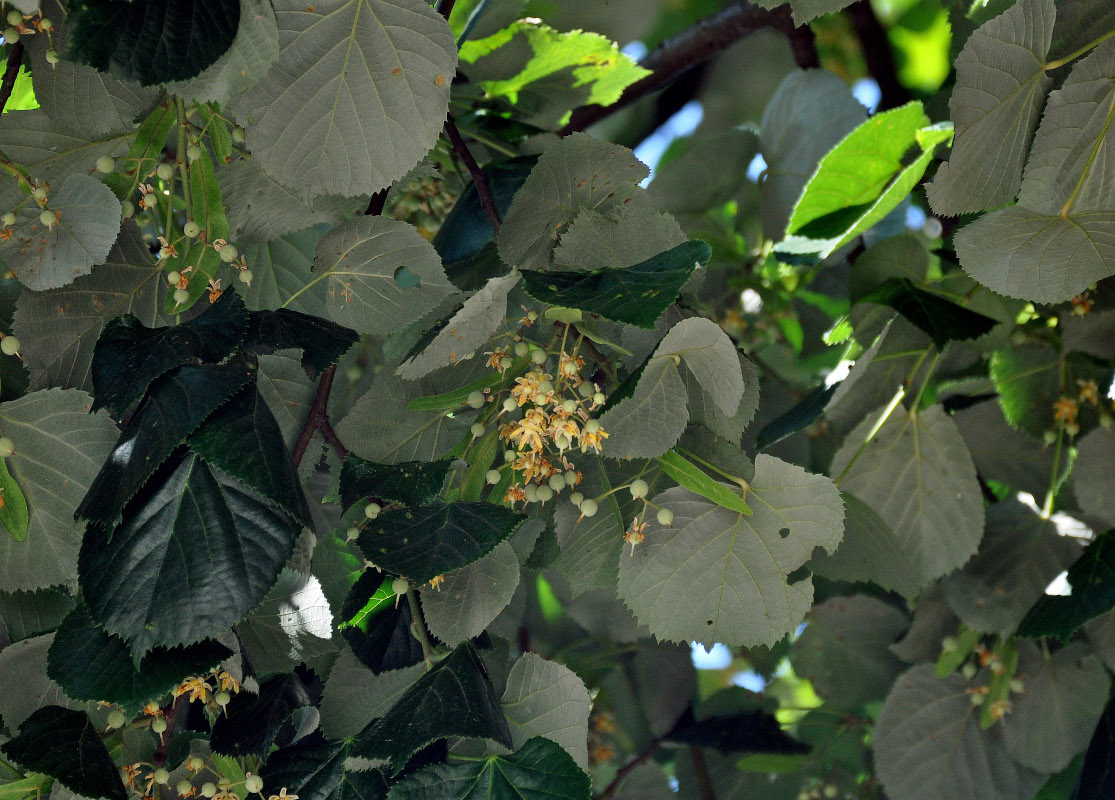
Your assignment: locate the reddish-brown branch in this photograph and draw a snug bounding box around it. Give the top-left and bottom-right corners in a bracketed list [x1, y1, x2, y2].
[152, 695, 186, 766]
[444, 115, 502, 234]
[0, 42, 25, 117]
[597, 740, 661, 800]
[778, 16, 821, 69]
[292, 366, 341, 469]
[847, 0, 910, 111]
[560, 2, 804, 135]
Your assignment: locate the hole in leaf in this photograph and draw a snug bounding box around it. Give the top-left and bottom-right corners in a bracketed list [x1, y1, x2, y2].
[394, 266, 421, 289]
[778, 527, 790, 539]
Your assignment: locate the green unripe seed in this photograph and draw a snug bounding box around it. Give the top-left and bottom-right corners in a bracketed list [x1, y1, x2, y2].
[536, 485, 553, 502]
[177, 781, 194, 796]
[503, 398, 517, 413]
[364, 502, 381, 520]
[166, 270, 181, 285]
[219, 243, 238, 263]
[96, 155, 116, 174]
[526, 311, 538, 321]
[345, 526, 359, 541]
[40, 210, 57, 228]
[486, 469, 501, 485]
[156, 163, 175, 181]
[530, 349, 547, 365]
[7, 10, 23, 25]
[548, 474, 566, 491]
[244, 775, 263, 794]
[1010, 679, 1024, 693]
[0, 437, 13, 457]
[569, 492, 583, 506]
[217, 779, 232, 791]
[107, 709, 127, 728]
[554, 433, 570, 449]
[214, 691, 230, 706]
[238, 269, 253, 284]
[1, 336, 19, 356]
[562, 360, 579, 377]
[31, 187, 46, 201]
[45, 49, 60, 64]
[514, 342, 529, 357]
[186, 144, 202, 162]
[579, 498, 598, 517]
[592, 392, 605, 405]
[533, 392, 547, 406]
[3, 27, 19, 44]
[500, 357, 513, 370]
[232, 126, 246, 143]
[961, 663, 977, 679]
[392, 577, 409, 595]
[941, 636, 958, 652]
[121, 200, 134, 218]
[174, 288, 190, 305]
[577, 382, 593, 397]
[657, 507, 674, 526]
[471, 422, 485, 437]
[562, 399, 577, 413]
[970, 693, 984, 706]
[467, 390, 485, 409]
[183, 220, 201, 238]
[537, 380, 554, 395]
[151, 717, 167, 734]
[564, 470, 577, 485]
[583, 419, 600, 433]
[629, 479, 648, 499]
[504, 449, 516, 463]
[524, 484, 538, 502]
[1, 212, 15, 226]
[201, 783, 217, 798]
[39, 17, 52, 30]
[153, 768, 170, 785]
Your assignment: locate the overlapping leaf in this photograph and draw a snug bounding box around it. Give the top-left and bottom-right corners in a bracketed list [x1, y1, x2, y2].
[243, 309, 359, 378]
[339, 570, 425, 674]
[500, 653, 592, 771]
[422, 542, 520, 646]
[210, 673, 318, 758]
[339, 456, 453, 511]
[262, 738, 390, 800]
[1018, 530, 1115, 638]
[320, 648, 424, 739]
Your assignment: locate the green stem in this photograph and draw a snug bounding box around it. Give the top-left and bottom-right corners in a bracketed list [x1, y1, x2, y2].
[174, 96, 192, 217]
[1045, 28, 1115, 71]
[405, 587, 436, 669]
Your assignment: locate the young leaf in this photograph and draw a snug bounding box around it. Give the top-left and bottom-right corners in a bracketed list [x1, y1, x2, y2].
[78, 453, 300, 658]
[518, 240, 710, 329]
[357, 501, 525, 585]
[164, 146, 232, 312]
[261, 738, 390, 800]
[91, 289, 249, 416]
[1018, 530, 1115, 639]
[858, 278, 999, 349]
[655, 450, 751, 516]
[339, 456, 454, 511]
[386, 737, 590, 800]
[352, 642, 513, 773]
[499, 653, 592, 771]
[243, 309, 359, 378]
[232, 0, 457, 199]
[210, 673, 318, 759]
[1, 706, 128, 800]
[46, 603, 232, 716]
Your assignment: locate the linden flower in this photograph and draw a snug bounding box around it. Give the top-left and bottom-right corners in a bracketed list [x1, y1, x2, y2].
[578, 423, 608, 453]
[428, 574, 445, 590]
[208, 278, 222, 303]
[119, 764, 143, 789]
[1078, 379, 1100, 406]
[485, 347, 508, 371]
[624, 520, 649, 556]
[1053, 396, 1079, 425]
[1071, 293, 1094, 315]
[0, 228, 12, 241]
[267, 789, 299, 800]
[508, 408, 549, 453]
[504, 485, 527, 507]
[511, 371, 545, 407]
[174, 675, 212, 703]
[216, 670, 241, 693]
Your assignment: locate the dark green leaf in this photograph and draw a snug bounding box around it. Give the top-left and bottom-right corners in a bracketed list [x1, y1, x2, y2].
[357, 502, 525, 584]
[77, 363, 255, 529]
[755, 384, 836, 451]
[1071, 702, 1115, 800]
[339, 456, 453, 511]
[210, 673, 316, 759]
[859, 278, 999, 349]
[187, 384, 313, 527]
[67, 0, 241, 85]
[46, 603, 231, 716]
[353, 642, 512, 773]
[0, 588, 75, 642]
[665, 709, 810, 756]
[262, 739, 389, 800]
[243, 310, 359, 378]
[433, 157, 535, 265]
[91, 289, 249, 416]
[340, 571, 425, 674]
[1019, 531, 1115, 639]
[518, 241, 710, 329]
[79, 453, 299, 658]
[385, 736, 589, 800]
[0, 706, 127, 800]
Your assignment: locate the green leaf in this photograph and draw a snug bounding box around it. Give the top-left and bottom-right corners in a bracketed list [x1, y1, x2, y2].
[1018, 530, 1115, 639]
[5, 66, 38, 113]
[421, 542, 520, 646]
[67, 0, 240, 84]
[926, 0, 1055, 214]
[433, 157, 534, 266]
[756, 384, 835, 451]
[78, 453, 300, 657]
[257, 351, 318, 450]
[91, 288, 249, 416]
[830, 405, 984, 591]
[320, 647, 424, 739]
[1070, 702, 1115, 800]
[0, 634, 80, 731]
[353, 642, 513, 773]
[165, 146, 232, 313]
[77, 363, 254, 530]
[0, 389, 119, 593]
[13, 221, 171, 394]
[596, 358, 688, 459]
[386, 737, 590, 800]
[1000, 642, 1110, 773]
[656, 450, 751, 516]
[790, 595, 908, 710]
[0, 588, 75, 642]
[498, 133, 647, 271]
[752, 0, 855, 24]
[0, 455, 29, 541]
[339, 456, 453, 511]
[0, 174, 121, 291]
[551, 196, 687, 272]
[858, 278, 998, 349]
[102, 100, 177, 200]
[340, 571, 425, 674]
[312, 216, 455, 335]
[988, 345, 1070, 438]
[617, 454, 844, 647]
[210, 673, 317, 758]
[187, 383, 313, 527]
[941, 499, 1083, 636]
[232, 0, 456, 199]
[953, 399, 1062, 499]
[519, 240, 709, 329]
[261, 739, 389, 800]
[357, 501, 524, 585]
[46, 603, 231, 716]
[1, 707, 127, 800]
[500, 653, 592, 771]
[874, 666, 1046, 800]
[666, 710, 809, 757]
[243, 309, 359, 378]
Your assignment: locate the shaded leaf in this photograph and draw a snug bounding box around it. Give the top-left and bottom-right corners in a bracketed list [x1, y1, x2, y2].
[0, 635, 79, 731]
[859, 278, 998, 349]
[1071, 701, 1115, 800]
[340, 570, 425, 674]
[1074, 427, 1115, 526]
[433, 158, 534, 265]
[0, 588, 75, 642]
[320, 648, 424, 740]
[1018, 530, 1115, 639]
[756, 384, 835, 452]
[339, 456, 453, 511]
[422, 542, 520, 647]
[666, 709, 809, 756]
[261, 739, 389, 800]
[210, 673, 318, 759]
[244, 310, 359, 378]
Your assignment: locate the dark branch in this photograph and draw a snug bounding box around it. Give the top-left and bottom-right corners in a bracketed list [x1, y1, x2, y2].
[689, 746, 718, 800]
[0, 42, 25, 117]
[436, 0, 457, 20]
[444, 115, 502, 234]
[777, 16, 820, 69]
[292, 365, 340, 469]
[560, 2, 803, 135]
[597, 740, 661, 800]
[847, 0, 910, 111]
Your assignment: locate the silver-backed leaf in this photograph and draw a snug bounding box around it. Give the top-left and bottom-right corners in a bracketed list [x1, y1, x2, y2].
[500, 652, 592, 771]
[596, 357, 688, 460]
[422, 542, 520, 646]
[319, 647, 424, 739]
[552, 196, 687, 271]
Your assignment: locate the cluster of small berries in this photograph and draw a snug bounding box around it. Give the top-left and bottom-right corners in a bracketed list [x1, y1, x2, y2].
[3, 6, 54, 57]
[119, 753, 276, 800]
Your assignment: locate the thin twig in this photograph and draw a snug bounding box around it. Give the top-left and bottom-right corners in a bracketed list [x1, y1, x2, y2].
[0, 42, 25, 117]
[292, 365, 339, 469]
[444, 115, 502, 234]
[560, 2, 796, 135]
[689, 746, 718, 800]
[597, 740, 661, 800]
[776, 16, 821, 69]
[846, 0, 910, 111]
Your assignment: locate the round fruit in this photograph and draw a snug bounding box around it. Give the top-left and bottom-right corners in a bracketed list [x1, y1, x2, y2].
[186, 144, 202, 162]
[486, 469, 501, 485]
[364, 502, 381, 520]
[219, 243, 238, 263]
[513, 342, 529, 357]
[592, 392, 605, 405]
[1, 212, 15, 226]
[121, 200, 134, 218]
[189, 758, 205, 771]
[467, 391, 485, 409]
[970, 693, 984, 706]
[45, 48, 60, 64]
[0, 437, 13, 457]
[579, 498, 598, 517]
[564, 471, 577, 485]
[569, 492, 583, 505]
[577, 382, 593, 397]
[470, 422, 485, 437]
[183, 220, 201, 238]
[31, 187, 46, 201]
[166, 271, 181, 286]
[238, 269, 253, 284]
[583, 419, 600, 433]
[39, 17, 51, 30]
[232, 127, 246, 143]
[537, 380, 554, 395]
[156, 163, 175, 182]
[526, 311, 538, 321]
[562, 399, 577, 413]
[533, 392, 547, 406]
[536, 485, 553, 502]
[244, 775, 264, 794]
[6, 10, 21, 25]
[39, 210, 57, 228]
[201, 783, 217, 798]
[159, 247, 172, 261]
[1010, 679, 1025, 693]
[345, 527, 359, 542]
[941, 636, 958, 652]
[214, 691, 230, 706]
[961, 663, 977, 679]
[502, 398, 517, 413]
[174, 288, 190, 305]
[3, 27, 19, 44]
[548, 473, 565, 491]
[553, 433, 569, 450]
[392, 577, 410, 595]
[530, 349, 547, 365]
[500, 357, 512, 370]
[629, 479, 648, 499]
[562, 360, 579, 377]
[656, 507, 674, 526]
[524, 484, 538, 503]
[1, 336, 19, 356]
[107, 709, 127, 728]
[151, 717, 167, 734]
[96, 155, 116, 174]
[504, 450, 516, 463]
[153, 769, 170, 785]
[177, 780, 194, 796]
